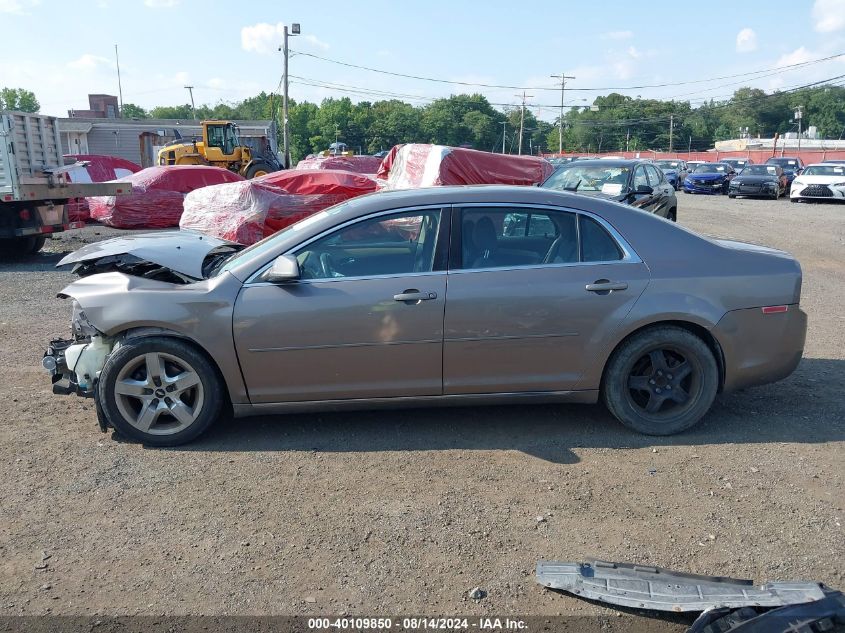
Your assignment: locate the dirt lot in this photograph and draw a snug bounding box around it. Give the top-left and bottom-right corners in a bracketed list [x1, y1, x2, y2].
[0, 194, 842, 626]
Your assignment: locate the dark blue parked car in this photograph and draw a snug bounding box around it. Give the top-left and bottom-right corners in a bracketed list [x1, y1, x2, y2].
[683, 162, 736, 195]
[765, 157, 805, 189]
[654, 159, 688, 190]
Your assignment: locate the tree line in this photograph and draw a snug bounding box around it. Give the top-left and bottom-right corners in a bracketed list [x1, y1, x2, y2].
[5, 83, 845, 162]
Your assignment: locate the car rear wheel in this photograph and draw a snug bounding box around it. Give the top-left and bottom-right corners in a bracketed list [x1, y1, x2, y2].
[98, 336, 222, 446]
[602, 326, 719, 435]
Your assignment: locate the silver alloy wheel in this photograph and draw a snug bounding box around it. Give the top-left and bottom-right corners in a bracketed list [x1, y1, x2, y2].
[113, 352, 204, 435]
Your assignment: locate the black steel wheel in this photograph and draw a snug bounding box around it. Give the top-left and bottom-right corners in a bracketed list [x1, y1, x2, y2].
[602, 326, 719, 435]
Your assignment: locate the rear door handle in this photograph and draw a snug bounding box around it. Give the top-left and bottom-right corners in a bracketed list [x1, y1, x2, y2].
[585, 280, 628, 293]
[394, 290, 437, 302]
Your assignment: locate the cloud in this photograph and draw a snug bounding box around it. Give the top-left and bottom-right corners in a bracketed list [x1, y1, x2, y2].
[241, 22, 283, 54]
[144, 0, 179, 7]
[775, 46, 815, 67]
[600, 30, 633, 40]
[67, 54, 114, 71]
[0, 0, 39, 14]
[736, 28, 757, 53]
[206, 77, 226, 89]
[812, 0, 845, 32]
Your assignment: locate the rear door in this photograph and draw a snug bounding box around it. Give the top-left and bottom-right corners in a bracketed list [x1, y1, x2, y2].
[443, 205, 650, 394]
[645, 164, 674, 217]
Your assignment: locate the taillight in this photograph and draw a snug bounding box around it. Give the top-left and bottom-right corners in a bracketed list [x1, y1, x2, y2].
[762, 305, 788, 314]
[18, 209, 30, 221]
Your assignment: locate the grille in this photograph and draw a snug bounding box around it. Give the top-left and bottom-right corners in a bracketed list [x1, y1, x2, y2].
[801, 184, 833, 197]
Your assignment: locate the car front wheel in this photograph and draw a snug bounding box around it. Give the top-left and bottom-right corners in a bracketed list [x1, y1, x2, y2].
[602, 326, 719, 435]
[97, 336, 223, 446]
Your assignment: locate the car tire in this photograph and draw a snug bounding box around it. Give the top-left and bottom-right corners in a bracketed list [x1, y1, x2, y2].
[602, 326, 719, 436]
[97, 336, 223, 446]
[668, 208, 677, 222]
[728, 194, 735, 198]
[0, 235, 46, 257]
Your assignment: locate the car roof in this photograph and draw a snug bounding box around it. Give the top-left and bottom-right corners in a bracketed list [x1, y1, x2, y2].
[553, 158, 649, 167]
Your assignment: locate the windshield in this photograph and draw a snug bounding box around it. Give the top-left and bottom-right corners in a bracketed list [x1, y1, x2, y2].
[542, 164, 630, 193]
[655, 161, 680, 169]
[741, 165, 778, 176]
[693, 163, 728, 173]
[802, 165, 845, 177]
[768, 159, 798, 167]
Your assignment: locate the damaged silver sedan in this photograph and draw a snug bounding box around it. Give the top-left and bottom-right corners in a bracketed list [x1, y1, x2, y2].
[44, 186, 807, 446]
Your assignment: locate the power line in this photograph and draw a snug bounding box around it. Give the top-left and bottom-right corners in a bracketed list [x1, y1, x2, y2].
[290, 48, 845, 92]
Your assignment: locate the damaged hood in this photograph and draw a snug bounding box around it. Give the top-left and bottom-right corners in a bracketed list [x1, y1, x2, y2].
[57, 231, 239, 280]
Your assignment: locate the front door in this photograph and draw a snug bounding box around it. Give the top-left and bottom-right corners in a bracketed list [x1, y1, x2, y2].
[233, 208, 448, 403]
[443, 206, 650, 394]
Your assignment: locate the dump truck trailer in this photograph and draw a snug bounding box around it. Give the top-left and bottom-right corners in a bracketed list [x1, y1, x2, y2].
[1, 111, 130, 255]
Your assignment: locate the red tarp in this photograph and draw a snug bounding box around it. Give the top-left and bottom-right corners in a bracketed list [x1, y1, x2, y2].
[88, 166, 244, 229]
[179, 169, 378, 245]
[377, 143, 554, 188]
[64, 154, 142, 222]
[294, 155, 383, 174]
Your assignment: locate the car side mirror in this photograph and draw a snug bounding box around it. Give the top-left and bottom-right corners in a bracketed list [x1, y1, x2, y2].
[635, 184, 653, 194]
[264, 254, 300, 283]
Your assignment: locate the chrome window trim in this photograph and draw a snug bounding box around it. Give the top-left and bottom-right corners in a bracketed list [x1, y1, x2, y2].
[454, 202, 642, 267]
[244, 205, 446, 285]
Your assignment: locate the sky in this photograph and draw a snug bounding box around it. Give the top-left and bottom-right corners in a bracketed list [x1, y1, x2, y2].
[2, 0, 845, 121]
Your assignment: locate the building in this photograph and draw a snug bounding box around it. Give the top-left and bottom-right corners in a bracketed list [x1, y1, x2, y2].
[67, 94, 120, 119]
[57, 117, 279, 167]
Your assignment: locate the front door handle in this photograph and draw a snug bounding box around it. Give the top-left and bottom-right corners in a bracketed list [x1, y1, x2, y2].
[394, 289, 437, 303]
[585, 280, 628, 293]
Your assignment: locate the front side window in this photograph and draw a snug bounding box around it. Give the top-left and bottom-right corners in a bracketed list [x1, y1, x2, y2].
[645, 165, 663, 186]
[633, 166, 649, 189]
[294, 210, 442, 280]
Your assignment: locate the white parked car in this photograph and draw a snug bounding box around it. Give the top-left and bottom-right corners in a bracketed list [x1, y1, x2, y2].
[790, 163, 845, 202]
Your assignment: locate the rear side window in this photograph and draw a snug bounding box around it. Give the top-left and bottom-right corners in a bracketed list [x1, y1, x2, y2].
[579, 215, 623, 262]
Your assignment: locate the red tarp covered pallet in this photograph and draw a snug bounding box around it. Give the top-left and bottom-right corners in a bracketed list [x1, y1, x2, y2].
[377, 144, 554, 188]
[179, 169, 378, 245]
[64, 154, 141, 222]
[88, 165, 243, 229]
[294, 155, 383, 174]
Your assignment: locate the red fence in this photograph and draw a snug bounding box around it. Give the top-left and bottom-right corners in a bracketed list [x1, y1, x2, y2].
[547, 149, 845, 163]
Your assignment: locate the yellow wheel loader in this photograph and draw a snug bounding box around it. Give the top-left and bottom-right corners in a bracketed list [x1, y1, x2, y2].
[157, 121, 282, 178]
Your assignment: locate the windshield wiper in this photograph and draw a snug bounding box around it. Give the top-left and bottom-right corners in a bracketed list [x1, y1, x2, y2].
[562, 179, 582, 192]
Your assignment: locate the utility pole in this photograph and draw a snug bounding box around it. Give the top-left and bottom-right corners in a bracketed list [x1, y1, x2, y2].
[501, 121, 507, 154]
[669, 114, 674, 153]
[184, 86, 196, 119]
[280, 22, 300, 168]
[550, 73, 575, 155]
[515, 90, 533, 155]
[794, 105, 803, 152]
[114, 45, 124, 116]
[625, 128, 630, 152]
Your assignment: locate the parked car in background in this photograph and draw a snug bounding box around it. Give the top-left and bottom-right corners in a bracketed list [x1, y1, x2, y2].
[765, 157, 805, 189]
[45, 185, 806, 446]
[654, 159, 689, 190]
[789, 163, 845, 202]
[728, 164, 787, 199]
[721, 158, 753, 172]
[542, 159, 677, 220]
[686, 160, 706, 171]
[682, 162, 736, 194]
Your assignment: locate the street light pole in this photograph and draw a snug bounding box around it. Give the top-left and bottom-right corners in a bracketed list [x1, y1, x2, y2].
[501, 121, 507, 154]
[281, 22, 300, 168]
[550, 73, 574, 155]
[794, 105, 803, 152]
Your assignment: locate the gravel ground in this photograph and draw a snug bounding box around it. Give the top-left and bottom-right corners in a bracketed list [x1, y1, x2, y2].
[0, 194, 842, 626]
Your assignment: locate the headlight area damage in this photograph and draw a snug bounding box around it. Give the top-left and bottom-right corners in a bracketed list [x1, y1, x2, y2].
[43, 300, 113, 399]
